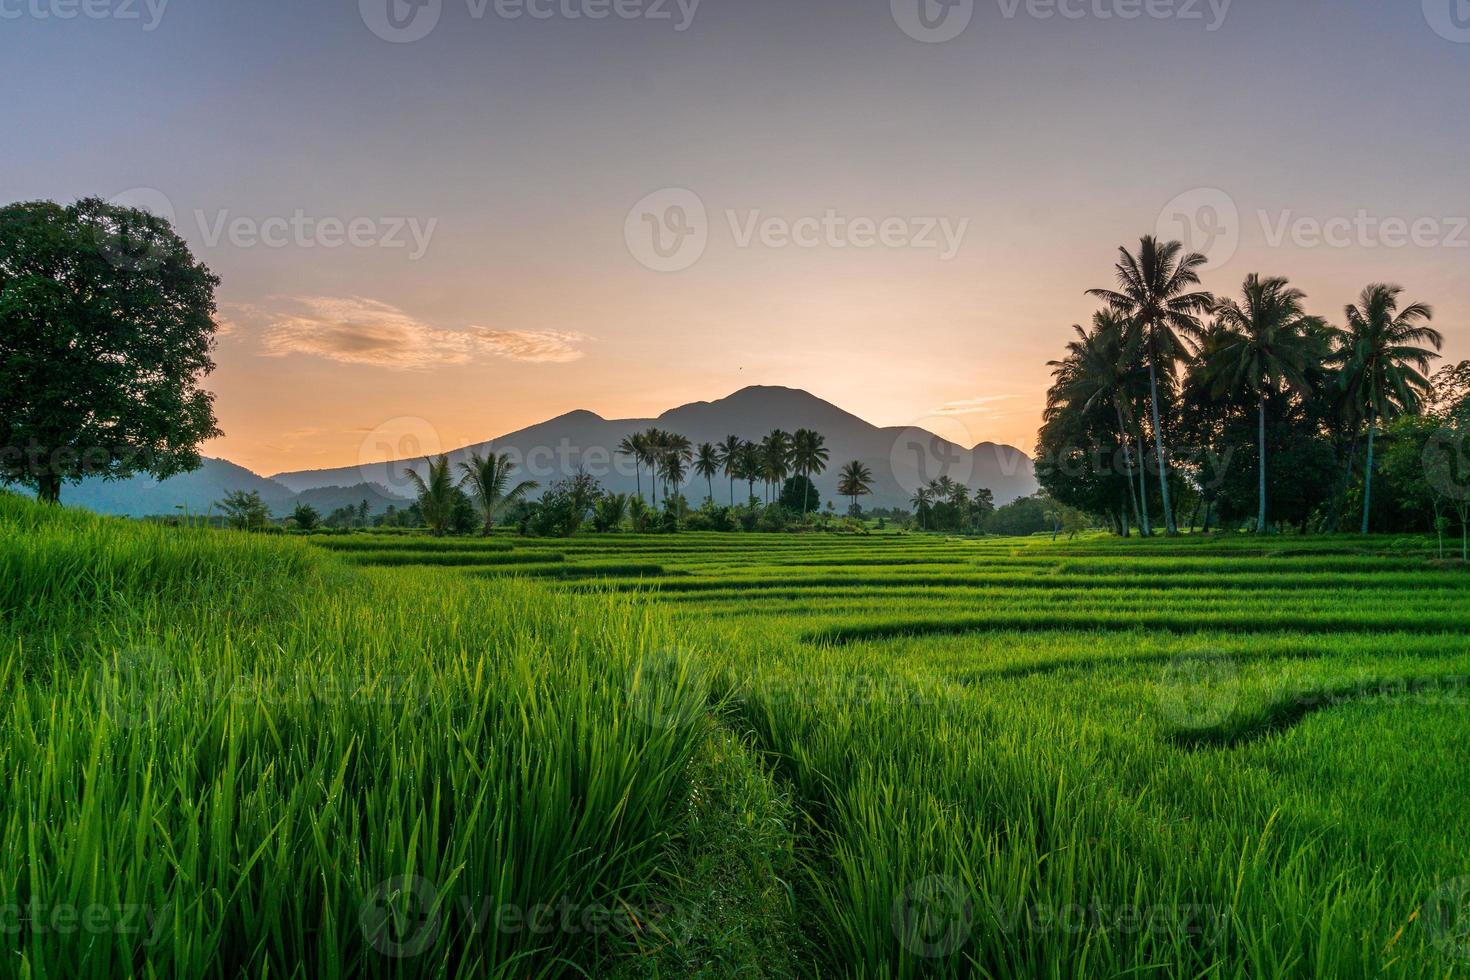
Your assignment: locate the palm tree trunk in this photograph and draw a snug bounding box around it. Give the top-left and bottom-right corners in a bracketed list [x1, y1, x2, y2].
[1257, 390, 1268, 535]
[707, 475, 713, 504]
[1360, 413, 1377, 534]
[1325, 432, 1359, 534]
[1146, 356, 1178, 534]
[1114, 402, 1143, 536]
[1135, 425, 1152, 538]
[729, 475, 735, 507]
[634, 466, 642, 504]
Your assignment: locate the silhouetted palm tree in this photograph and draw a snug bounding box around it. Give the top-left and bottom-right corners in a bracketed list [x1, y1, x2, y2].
[1047, 310, 1149, 535]
[761, 430, 791, 503]
[910, 486, 932, 530]
[694, 442, 720, 504]
[1088, 236, 1213, 535]
[403, 455, 457, 536]
[617, 434, 645, 503]
[458, 450, 538, 535]
[737, 441, 762, 504]
[1207, 276, 1328, 533]
[1341, 284, 1443, 533]
[790, 428, 830, 516]
[715, 435, 743, 505]
[837, 460, 873, 514]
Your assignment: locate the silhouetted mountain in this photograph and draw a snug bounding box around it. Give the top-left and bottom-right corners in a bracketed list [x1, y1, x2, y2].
[52, 460, 411, 518]
[60, 458, 297, 518]
[292, 484, 412, 517]
[274, 386, 1037, 510]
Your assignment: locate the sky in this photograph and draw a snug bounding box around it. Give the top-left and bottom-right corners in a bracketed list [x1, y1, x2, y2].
[4, 0, 1468, 475]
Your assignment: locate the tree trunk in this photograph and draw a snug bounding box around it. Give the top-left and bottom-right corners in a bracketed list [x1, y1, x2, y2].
[729, 475, 735, 507]
[634, 466, 642, 503]
[1360, 414, 1377, 535]
[1146, 356, 1178, 534]
[37, 472, 62, 505]
[1114, 403, 1144, 538]
[1257, 390, 1268, 535]
[1136, 426, 1152, 537]
[1202, 498, 1214, 534]
[1324, 432, 1359, 534]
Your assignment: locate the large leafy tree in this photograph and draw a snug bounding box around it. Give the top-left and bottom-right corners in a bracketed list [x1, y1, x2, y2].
[1088, 236, 1213, 535]
[458, 450, 538, 535]
[0, 198, 221, 503]
[1341, 284, 1442, 533]
[1206, 275, 1325, 533]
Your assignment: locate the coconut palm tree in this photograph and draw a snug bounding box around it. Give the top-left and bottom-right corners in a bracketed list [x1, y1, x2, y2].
[1088, 236, 1213, 535]
[715, 435, 743, 505]
[458, 450, 539, 535]
[1047, 310, 1148, 535]
[403, 455, 457, 536]
[1206, 275, 1325, 534]
[790, 428, 830, 516]
[1341, 284, 1443, 533]
[660, 450, 688, 500]
[910, 486, 932, 530]
[694, 442, 720, 504]
[637, 429, 664, 507]
[737, 440, 762, 504]
[617, 434, 645, 503]
[661, 433, 693, 501]
[761, 430, 792, 504]
[837, 460, 873, 514]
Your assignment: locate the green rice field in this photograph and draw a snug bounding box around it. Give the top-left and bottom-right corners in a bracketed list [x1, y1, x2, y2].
[4, 494, 1470, 977]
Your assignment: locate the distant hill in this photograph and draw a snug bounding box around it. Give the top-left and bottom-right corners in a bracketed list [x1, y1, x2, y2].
[59, 458, 297, 518]
[54, 459, 410, 518]
[273, 386, 1037, 511]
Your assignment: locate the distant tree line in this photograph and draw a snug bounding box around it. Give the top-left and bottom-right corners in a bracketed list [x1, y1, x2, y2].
[1038, 235, 1457, 537]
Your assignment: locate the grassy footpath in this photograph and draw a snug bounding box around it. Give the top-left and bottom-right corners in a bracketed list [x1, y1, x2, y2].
[0, 496, 801, 978]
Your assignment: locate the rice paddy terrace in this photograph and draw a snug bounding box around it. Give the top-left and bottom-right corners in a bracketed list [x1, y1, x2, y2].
[6, 494, 1469, 978]
[312, 529, 1470, 978]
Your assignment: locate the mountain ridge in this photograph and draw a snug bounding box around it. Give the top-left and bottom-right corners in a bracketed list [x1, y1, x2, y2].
[272, 385, 1037, 510]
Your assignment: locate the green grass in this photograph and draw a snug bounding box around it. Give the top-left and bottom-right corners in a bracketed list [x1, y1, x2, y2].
[6, 504, 1470, 976]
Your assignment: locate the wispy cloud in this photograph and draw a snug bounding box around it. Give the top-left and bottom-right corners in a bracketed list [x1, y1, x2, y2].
[257, 296, 587, 369]
[931, 395, 1017, 416]
[474, 328, 587, 364]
